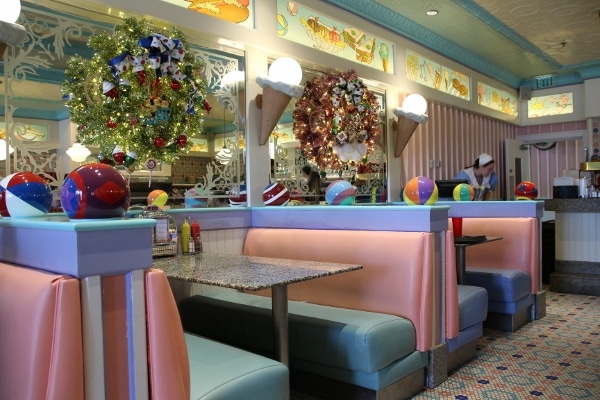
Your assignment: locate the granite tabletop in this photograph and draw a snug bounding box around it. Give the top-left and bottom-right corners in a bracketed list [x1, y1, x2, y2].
[153, 253, 363, 291]
[544, 198, 600, 213]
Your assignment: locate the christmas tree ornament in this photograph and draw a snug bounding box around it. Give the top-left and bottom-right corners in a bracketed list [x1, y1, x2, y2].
[112, 146, 126, 165]
[124, 151, 137, 167]
[177, 134, 188, 148]
[154, 137, 165, 148]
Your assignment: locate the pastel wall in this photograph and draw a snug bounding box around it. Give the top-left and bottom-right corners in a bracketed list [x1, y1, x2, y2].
[400, 100, 516, 199]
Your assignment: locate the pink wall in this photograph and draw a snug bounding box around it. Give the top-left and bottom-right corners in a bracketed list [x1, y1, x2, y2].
[398, 103, 585, 200]
[517, 121, 586, 199]
[400, 100, 515, 199]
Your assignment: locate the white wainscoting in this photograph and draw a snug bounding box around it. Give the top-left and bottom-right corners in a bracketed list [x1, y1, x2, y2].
[555, 213, 600, 262]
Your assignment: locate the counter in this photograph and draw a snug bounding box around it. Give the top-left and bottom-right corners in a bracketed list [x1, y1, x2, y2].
[544, 199, 600, 295]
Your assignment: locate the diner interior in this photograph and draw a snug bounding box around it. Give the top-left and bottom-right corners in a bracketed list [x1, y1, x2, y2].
[0, 1, 599, 400]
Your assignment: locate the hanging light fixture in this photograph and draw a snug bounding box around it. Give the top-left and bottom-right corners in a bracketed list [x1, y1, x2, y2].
[215, 107, 233, 165]
[66, 142, 91, 163]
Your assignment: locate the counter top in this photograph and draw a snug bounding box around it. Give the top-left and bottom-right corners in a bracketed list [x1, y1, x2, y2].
[544, 198, 600, 213]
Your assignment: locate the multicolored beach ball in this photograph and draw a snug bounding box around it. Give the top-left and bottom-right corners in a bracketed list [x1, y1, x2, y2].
[0, 172, 52, 217]
[60, 163, 130, 219]
[263, 182, 290, 206]
[515, 181, 538, 200]
[147, 189, 168, 206]
[403, 176, 438, 205]
[229, 184, 247, 207]
[453, 183, 475, 201]
[325, 180, 356, 205]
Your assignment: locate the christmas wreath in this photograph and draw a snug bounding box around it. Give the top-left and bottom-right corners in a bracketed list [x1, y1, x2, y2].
[292, 69, 381, 170]
[62, 17, 209, 168]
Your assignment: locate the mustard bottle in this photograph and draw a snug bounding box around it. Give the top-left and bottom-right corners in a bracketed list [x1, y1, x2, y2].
[181, 217, 190, 253]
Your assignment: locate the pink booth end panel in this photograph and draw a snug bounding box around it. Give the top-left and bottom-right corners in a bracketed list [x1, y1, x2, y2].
[456, 217, 540, 294]
[243, 228, 437, 352]
[103, 270, 191, 400]
[0, 263, 84, 400]
[445, 230, 460, 340]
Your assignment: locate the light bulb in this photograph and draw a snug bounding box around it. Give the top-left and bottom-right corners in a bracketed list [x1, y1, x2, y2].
[2, 0, 21, 23]
[268, 57, 302, 85]
[402, 94, 427, 115]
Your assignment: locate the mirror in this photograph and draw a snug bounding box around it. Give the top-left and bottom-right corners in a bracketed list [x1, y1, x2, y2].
[1, 3, 246, 208]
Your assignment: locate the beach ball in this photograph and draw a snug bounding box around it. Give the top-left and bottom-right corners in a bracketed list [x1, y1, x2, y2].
[403, 176, 438, 205]
[453, 183, 475, 201]
[277, 14, 288, 36]
[147, 189, 168, 206]
[60, 163, 130, 219]
[263, 182, 290, 206]
[325, 180, 356, 205]
[515, 181, 538, 200]
[229, 184, 247, 207]
[0, 172, 52, 217]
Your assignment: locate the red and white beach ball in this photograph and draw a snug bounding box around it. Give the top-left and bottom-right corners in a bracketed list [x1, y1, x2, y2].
[0, 172, 52, 217]
[515, 181, 538, 200]
[263, 183, 290, 206]
[325, 180, 355, 205]
[403, 176, 438, 205]
[60, 163, 130, 219]
[229, 184, 247, 207]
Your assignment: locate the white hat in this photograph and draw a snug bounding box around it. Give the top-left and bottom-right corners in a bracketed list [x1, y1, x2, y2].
[478, 153, 493, 166]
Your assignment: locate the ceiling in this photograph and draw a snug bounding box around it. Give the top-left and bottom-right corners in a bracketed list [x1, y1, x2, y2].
[3, 0, 600, 122]
[326, 0, 600, 89]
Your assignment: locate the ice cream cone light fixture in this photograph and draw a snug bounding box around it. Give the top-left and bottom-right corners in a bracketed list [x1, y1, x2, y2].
[255, 57, 304, 145]
[392, 94, 428, 157]
[0, 0, 26, 57]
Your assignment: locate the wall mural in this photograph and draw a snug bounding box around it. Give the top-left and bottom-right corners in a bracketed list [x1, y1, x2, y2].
[275, 0, 395, 74]
[406, 50, 470, 100]
[527, 92, 573, 118]
[161, 0, 254, 27]
[477, 82, 518, 117]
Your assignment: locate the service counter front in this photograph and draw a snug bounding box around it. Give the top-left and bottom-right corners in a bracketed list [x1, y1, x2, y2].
[544, 199, 600, 295]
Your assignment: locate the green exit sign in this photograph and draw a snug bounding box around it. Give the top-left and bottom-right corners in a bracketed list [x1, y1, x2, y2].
[536, 75, 553, 88]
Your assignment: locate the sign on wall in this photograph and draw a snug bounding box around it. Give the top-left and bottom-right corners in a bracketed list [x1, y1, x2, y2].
[527, 92, 573, 118]
[160, 0, 254, 27]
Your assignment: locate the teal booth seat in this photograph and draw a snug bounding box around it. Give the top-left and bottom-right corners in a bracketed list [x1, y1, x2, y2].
[179, 291, 428, 392]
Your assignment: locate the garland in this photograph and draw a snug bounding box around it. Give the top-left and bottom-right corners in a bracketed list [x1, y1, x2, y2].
[292, 69, 381, 170]
[62, 17, 209, 169]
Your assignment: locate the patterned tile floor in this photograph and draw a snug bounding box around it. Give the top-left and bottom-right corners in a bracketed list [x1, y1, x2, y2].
[292, 290, 600, 399]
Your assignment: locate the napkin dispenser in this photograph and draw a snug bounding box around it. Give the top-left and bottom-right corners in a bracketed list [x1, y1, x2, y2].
[136, 205, 178, 257]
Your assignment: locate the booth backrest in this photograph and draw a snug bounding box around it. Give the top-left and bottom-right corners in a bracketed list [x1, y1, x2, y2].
[243, 228, 437, 352]
[454, 217, 540, 293]
[0, 263, 84, 400]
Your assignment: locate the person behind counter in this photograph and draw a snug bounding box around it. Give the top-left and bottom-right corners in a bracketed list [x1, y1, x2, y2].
[454, 153, 497, 200]
[301, 164, 322, 203]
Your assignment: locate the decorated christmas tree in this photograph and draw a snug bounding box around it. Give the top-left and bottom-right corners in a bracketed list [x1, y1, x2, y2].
[62, 17, 210, 169]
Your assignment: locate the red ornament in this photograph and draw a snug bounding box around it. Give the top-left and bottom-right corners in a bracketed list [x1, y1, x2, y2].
[202, 100, 212, 113]
[177, 134, 188, 148]
[154, 137, 165, 148]
[137, 70, 148, 86]
[105, 119, 117, 129]
[170, 80, 181, 91]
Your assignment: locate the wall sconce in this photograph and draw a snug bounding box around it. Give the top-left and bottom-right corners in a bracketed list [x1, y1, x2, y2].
[392, 94, 428, 157]
[0, 139, 14, 161]
[0, 0, 26, 57]
[255, 57, 304, 145]
[66, 142, 91, 163]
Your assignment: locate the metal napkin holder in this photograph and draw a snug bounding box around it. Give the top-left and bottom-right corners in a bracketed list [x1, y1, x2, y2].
[136, 205, 177, 257]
